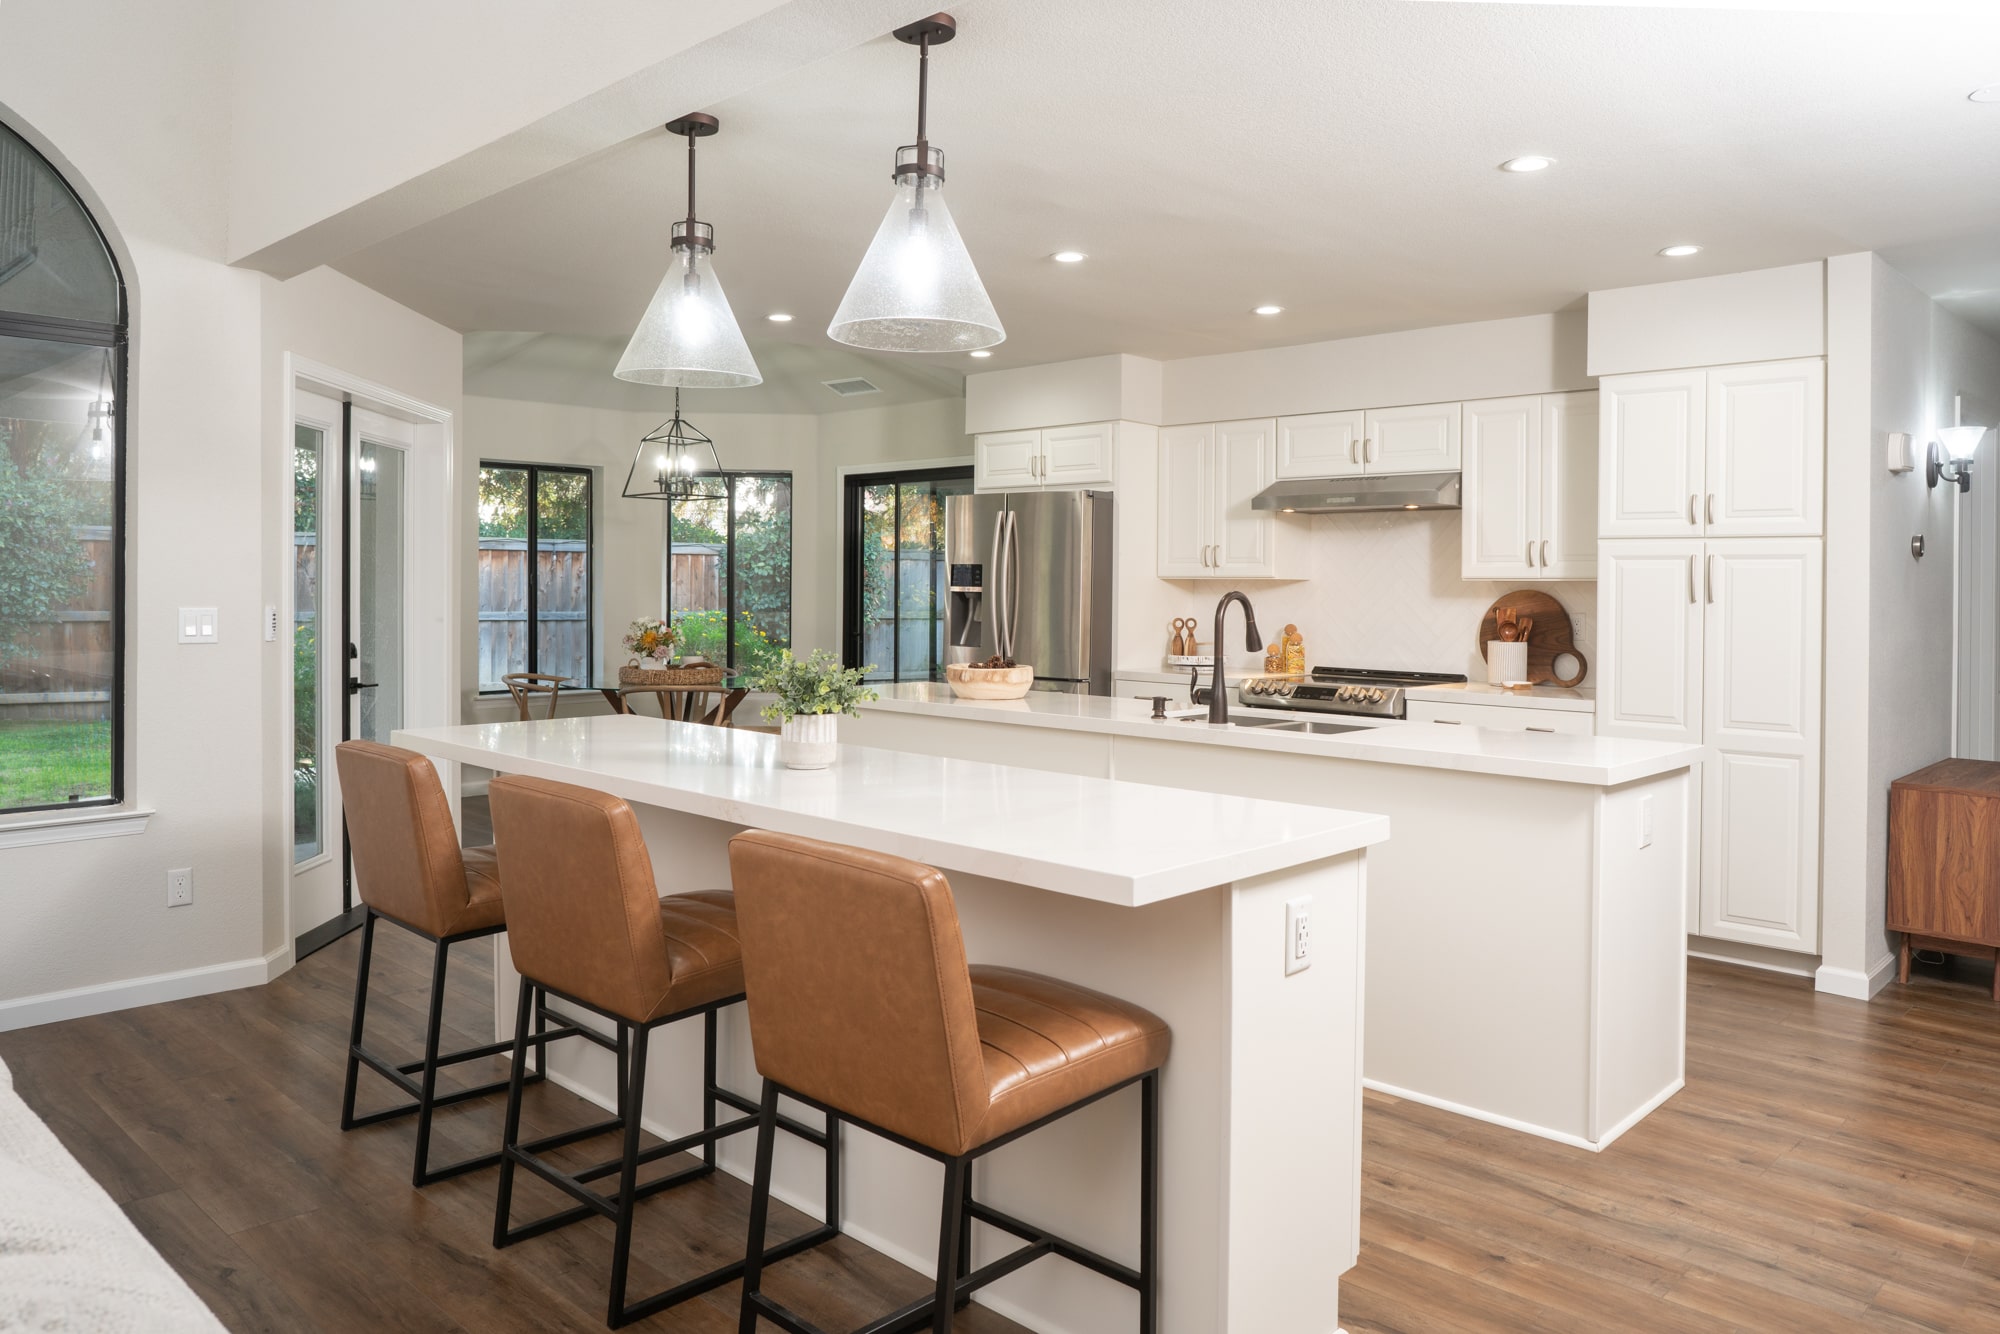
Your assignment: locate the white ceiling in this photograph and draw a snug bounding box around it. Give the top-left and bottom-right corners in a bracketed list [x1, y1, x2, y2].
[336, 0, 2000, 405]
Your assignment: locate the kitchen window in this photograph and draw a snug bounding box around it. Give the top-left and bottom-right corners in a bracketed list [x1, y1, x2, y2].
[666, 473, 792, 673]
[841, 467, 974, 681]
[0, 119, 128, 818]
[476, 463, 594, 691]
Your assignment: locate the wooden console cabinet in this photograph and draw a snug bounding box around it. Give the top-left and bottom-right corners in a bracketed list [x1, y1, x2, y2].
[1889, 759, 2000, 998]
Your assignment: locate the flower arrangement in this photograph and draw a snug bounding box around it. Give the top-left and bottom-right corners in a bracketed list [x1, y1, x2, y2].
[622, 616, 679, 664]
[754, 649, 878, 723]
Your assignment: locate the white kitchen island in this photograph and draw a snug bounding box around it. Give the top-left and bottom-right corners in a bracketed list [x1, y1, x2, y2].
[848, 687, 1704, 1153]
[394, 714, 1387, 1334]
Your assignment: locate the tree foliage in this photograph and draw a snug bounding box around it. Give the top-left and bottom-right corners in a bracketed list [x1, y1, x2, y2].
[0, 423, 91, 666]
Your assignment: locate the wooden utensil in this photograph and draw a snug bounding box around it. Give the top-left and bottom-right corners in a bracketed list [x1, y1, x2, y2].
[1478, 590, 1586, 687]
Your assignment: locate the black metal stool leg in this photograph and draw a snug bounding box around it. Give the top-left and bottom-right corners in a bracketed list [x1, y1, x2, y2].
[738, 1080, 782, 1334]
[339, 910, 376, 1130]
[607, 1021, 649, 1328]
[932, 1157, 969, 1334]
[492, 977, 536, 1249]
[1141, 1070, 1160, 1334]
[703, 1009, 719, 1171]
[410, 935, 452, 1187]
[954, 1159, 975, 1310]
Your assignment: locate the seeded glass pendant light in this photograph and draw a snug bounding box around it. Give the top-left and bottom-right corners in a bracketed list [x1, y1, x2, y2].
[615, 113, 761, 388]
[622, 388, 727, 502]
[828, 13, 1003, 353]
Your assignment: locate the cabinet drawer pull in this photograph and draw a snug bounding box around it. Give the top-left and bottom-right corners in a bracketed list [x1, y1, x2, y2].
[1526, 726, 1555, 733]
[1433, 718, 1462, 725]
[1706, 492, 1716, 525]
[1689, 494, 1699, 525]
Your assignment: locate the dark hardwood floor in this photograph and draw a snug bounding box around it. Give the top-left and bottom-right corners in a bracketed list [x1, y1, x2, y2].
[6, 930, 2000, 1332]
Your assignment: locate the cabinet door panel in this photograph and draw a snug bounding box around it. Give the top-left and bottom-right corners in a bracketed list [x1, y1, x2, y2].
[1041, 421, 1116, 488]
[1276, 411, 1366, 479]
[1365, 402, 1461, 474]
[1541, 391, 1599, 579]
[1706, 360, 1823, 537]
[974, 430, 1041, 492]
[1704, 539, 1820, 751]
[1701, 749, 1818, 950]
[1596, 541, 1702, 744]
[1157, 425, 1213, 578]
[1214, 419, 1277, 577]
[1600, 372, 1704, 538]
[1461, 397, 1539, 579]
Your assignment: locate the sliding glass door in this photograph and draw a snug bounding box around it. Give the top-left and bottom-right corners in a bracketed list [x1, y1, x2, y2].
[842, 467, 973, 681]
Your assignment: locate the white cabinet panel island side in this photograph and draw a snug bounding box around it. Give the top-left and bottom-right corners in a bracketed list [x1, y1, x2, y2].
[847, 686, 1703, 1153]
[392, 715, 1386, 1334]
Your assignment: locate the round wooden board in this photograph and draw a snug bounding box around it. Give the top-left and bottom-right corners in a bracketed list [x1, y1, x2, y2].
[1477, 590, 1587, 688]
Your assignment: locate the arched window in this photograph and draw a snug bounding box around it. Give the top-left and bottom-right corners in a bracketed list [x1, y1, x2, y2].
[0, 119, 126, 816]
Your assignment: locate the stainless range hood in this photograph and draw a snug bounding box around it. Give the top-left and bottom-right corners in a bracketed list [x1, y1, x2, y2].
[1251, 471, 1461, 514]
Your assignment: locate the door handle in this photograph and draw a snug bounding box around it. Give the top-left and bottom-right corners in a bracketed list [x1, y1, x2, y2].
[1688, 554, 1697, 604]
[1541, 539, 1550, 567]
[1689, 494, 1699, 525]
[344, 677, 378, 696]
[1003, 512, 1022, 658]
[1706, 492, 1716, 525]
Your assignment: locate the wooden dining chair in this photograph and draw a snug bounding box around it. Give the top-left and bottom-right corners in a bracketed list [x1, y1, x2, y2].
[501, 673, 567, 722]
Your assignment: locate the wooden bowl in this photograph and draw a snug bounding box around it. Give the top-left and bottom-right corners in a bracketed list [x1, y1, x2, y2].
[944, 663, 1036, 700]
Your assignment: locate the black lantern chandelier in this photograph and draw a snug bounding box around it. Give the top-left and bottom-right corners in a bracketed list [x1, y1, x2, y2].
[621, 388, 727, 502]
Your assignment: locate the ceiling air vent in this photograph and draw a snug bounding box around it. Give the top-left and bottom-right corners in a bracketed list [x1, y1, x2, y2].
[822, 377, 881, 398]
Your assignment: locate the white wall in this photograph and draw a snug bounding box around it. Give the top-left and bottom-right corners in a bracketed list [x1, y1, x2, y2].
[459, 394, 967, 721]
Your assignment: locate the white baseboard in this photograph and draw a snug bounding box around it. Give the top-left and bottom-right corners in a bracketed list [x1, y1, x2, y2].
[0, 944, 292, 1033]
[1364, 1077, 1679, 1153]
[1814, 954, 1897, 1001]
[1686, 935, 1819, 978]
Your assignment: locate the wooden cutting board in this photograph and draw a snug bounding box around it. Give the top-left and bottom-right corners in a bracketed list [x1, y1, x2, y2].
[1477, 590, 1587, 688]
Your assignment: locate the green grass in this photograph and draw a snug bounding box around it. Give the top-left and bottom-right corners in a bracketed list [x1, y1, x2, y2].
[0, 719, 112, 810]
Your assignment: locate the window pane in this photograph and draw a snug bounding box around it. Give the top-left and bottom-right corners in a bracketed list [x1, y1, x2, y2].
[293, 424, 323, 861]
[668, 490, 728, 664]
[477, 467, 528, 690]
[895, 481, 943, 681]
[858, 484, 895, 680]
[355, 443, 405, 744]
[732, 475, 790, 673]
[535, 469, 590, 684]
[0, 123, 121, 325]
[0, 336, 116, 811]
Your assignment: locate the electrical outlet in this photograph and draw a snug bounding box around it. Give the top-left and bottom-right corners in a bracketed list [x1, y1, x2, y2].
[1639, 795, 1654, 849]
[166, 868, 193, 907]
[1284, 896, 1312, 975]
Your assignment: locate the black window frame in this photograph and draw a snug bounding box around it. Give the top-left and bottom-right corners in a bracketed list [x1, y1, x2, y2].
[474, 461, 595, 694]
[0, 128, 129, 818]
[840, 465, 974, 681]
[665, 470, 794, 673]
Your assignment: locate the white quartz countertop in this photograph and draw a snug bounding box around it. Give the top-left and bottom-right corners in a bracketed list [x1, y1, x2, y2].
[858, 686, 1697, 786]
[1405, 682, 1596, 713]
[394, 716, 1388, 908]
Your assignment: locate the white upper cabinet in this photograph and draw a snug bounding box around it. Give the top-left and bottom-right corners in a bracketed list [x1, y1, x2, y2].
[1595, 540, 1703, 746]
[1600, 360, 1823, 539]
[1157, 424, 1214, 578]
[1157, 419, 1307, 580]
[973, 422, 1116, 492]
[1599, 371, 1705, 538]
[1275, 411, 1366, 479]
[1705, 360, 1823, 537]
[1461, 392, 1598, 580]
[1364, 402, 1461, 474]
[1462, 397, 1539, 579]
[973, 429, 1041, 492]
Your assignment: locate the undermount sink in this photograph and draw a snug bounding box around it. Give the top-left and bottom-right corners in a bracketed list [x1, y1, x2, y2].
[1173, 715, 1367, 736]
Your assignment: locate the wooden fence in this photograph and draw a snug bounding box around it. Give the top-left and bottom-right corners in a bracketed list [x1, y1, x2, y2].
[0, 525, 114, 714]
[670, 544, 725, 616]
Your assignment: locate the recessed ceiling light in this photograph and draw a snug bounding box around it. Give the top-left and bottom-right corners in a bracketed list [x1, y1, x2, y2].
[1658, 244, 1702, 258]
[766, 312, 794, 322]
[1253, 304, 1284, 316]
[969, 350, 992, 358]
[1051, 250, 1087, 263]
[1499, 155, 1555, 173]
[1970, 85, 2000, 103]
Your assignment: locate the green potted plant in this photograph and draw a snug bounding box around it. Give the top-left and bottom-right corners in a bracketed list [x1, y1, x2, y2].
[753, 649, 877, 769]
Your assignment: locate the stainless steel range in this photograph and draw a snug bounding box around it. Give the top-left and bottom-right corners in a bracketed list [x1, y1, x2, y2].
[1238, 666, 1469, 720]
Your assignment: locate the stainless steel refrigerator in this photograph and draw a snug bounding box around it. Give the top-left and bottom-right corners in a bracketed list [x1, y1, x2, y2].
[944, 490, 1114, 695]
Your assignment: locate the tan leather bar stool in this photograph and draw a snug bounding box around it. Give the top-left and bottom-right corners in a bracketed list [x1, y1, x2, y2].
[333, 741, 608, 1187]
[727, 830, 1170, 1334]
[486, 775, 841, 1329]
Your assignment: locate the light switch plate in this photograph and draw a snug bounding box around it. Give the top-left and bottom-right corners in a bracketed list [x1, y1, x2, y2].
[177, 608, 218, 644]
[1887, 431, 1915, 474]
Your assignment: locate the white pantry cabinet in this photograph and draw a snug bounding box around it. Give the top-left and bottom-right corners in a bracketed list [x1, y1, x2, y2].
[973, 421, 1116, 492]
[1599, 360, 1823, 539]
[1461, 392, 1598, 580]
[1596, 536, 1822, 952]
[1156, 419, 1308, 579]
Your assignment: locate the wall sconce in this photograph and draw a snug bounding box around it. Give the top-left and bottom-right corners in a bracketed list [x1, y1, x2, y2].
[1929, 394, 1987, 492]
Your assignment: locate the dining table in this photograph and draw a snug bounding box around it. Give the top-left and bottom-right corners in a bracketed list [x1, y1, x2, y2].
[589, 672, 753, 726]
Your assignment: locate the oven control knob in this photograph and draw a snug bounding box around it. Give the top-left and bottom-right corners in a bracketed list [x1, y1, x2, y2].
[1337, 685, 1356, 701]
[1247, 680, 1262, 695]
[1278, 681, 1295, 697]
[1368, 688, 1386, 703]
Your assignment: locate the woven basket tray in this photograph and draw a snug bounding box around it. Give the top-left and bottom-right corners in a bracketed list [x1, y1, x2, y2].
[619, 662, 725, 687]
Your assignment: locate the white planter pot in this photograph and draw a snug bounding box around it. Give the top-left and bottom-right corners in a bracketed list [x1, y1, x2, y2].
[779, 714, 839, 770]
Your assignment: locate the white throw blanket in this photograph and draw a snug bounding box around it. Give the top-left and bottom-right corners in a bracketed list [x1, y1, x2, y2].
[0, 1057, 226, 1333]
